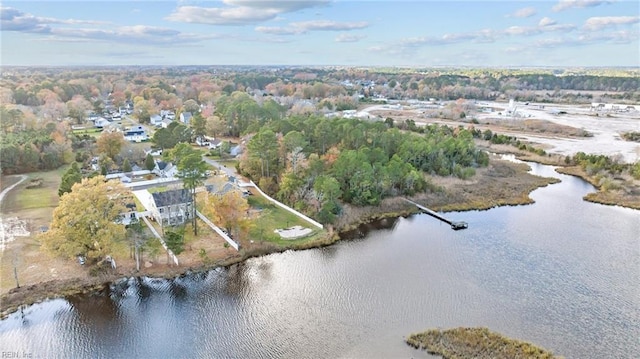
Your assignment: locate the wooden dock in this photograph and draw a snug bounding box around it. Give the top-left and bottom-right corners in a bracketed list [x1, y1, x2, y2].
[403, 198, 468, 230]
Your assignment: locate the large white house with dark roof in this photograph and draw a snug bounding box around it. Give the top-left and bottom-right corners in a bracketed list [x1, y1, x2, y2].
[135, 188, 193, 227]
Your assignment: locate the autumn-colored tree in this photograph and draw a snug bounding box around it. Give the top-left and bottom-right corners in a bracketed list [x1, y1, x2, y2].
[66, 95, 92, 124]
[133, 97, 154, 123]
[202, 191, 252, 240]
[183, 99, 200, 114]
[205, 115, 226, 137]
[41, 176, 129, 263]
[96, 131, 125, 160]
[190, 112, 206, 139]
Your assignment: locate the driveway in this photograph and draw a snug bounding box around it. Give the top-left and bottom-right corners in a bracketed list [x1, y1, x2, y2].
[202, 157, 238, 178]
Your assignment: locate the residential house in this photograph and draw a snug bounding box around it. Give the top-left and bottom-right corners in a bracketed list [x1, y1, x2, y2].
[123, 125, 149, 142]
[206, 181, 239, 198]
[145, 148, 163, 157]
[180, 112, 192, 125]
[153, 160, 177, 178]
[230, 145, 243, 157]
[117, 202, 140, 226]
[208, 138, 223, 150]
[195, 136, 210, 147]
[150, 114, 163, 127]
[94, 117, 111, 129]
[149, 189, 193, 226]
[160, 110, 176, 120]
[161, 118, 173, 128]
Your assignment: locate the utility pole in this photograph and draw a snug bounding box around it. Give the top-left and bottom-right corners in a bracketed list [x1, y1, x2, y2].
[12, 256, 20, 288]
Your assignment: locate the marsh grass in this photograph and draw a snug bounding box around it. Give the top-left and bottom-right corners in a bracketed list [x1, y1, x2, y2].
[406, 327, 561, 359]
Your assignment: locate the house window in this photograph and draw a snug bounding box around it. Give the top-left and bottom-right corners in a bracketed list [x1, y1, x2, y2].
[159, 208, 164, 213]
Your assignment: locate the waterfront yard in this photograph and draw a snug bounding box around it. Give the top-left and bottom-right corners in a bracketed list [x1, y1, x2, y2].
[0, 168, 89, 294]
[246, 194, 326, 246]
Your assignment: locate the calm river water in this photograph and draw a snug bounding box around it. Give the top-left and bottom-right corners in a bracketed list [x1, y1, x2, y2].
[1, 161, 638, 358]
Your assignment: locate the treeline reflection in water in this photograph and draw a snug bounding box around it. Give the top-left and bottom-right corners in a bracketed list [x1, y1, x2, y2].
[1, 161, 639, 358]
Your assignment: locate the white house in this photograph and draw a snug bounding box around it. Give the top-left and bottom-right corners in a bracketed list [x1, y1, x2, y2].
[160, 110, 176, 120]
[161, 118, 173, 128]
[180, 112, 193, 125]
[133, 189, 192, 227]
[151, 189, 193, 226]
[152, 160, 178, 178]
[208, 139, 223, 149]
[195, 136, 210, 147]
[123, 125, 149, 142]
[150, 114, 163, 126]
[94, 117, 111, 129]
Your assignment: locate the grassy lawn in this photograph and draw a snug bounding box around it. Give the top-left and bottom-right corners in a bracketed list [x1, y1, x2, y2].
[246, 195, 325, 246]
[0, 166, 90, 294]
[2, 167, 67, 215]
[72, 128, 103, 138]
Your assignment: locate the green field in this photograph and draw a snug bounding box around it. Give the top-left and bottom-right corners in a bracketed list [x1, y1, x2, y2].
[72, 128, 104, 138]
[2, 167, 67, 214]
[247, 195, 325, 246]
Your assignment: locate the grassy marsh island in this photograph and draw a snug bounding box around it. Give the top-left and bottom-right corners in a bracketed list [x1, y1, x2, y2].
[406, 327, 561, 359]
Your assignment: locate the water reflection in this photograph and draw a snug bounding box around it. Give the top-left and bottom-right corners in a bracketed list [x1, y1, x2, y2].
[0, 161, 638, 358]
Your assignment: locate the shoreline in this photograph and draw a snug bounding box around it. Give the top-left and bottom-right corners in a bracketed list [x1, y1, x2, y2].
[0, 154, 635, 318]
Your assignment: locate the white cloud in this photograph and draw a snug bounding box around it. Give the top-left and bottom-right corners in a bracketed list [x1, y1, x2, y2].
[223, 0, 330, 12]
[167, 1, 330, 25]
[534, 29, 638, 48]
[166, 6, 280, 25]
[369, 19, 580, 57]
[578, 29, 640, 43]
[290, 20, 368, 31]
[0, 7, 109, 32]
[538, 17, 557, 27]
[552, 0, 612, 12]
[508, 7, 537, 18]
[0, 7, 216, 46]
[255, 20, 369, 35]
[583, 16, 639, 31]
[255, 26, 301, 35]
[504, 26, 539, 36]
[335, 33, 365, 42]
[50, 26, 217, 45]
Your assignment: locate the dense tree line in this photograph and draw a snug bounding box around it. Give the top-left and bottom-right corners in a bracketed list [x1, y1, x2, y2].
[0, 106, 73, 174]
[238, 115, 488, 223]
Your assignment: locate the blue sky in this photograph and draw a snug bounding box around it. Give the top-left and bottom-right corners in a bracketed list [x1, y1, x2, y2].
[1, 1, 638, 67]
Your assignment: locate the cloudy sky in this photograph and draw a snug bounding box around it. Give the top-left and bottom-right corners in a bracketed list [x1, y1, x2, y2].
[1, 0, 638, 67]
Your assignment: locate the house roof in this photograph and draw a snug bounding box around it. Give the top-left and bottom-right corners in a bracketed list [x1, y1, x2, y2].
[206, 182, 236, 196]
[152, 189, 192, 207]
[156, 161, 168, 170]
